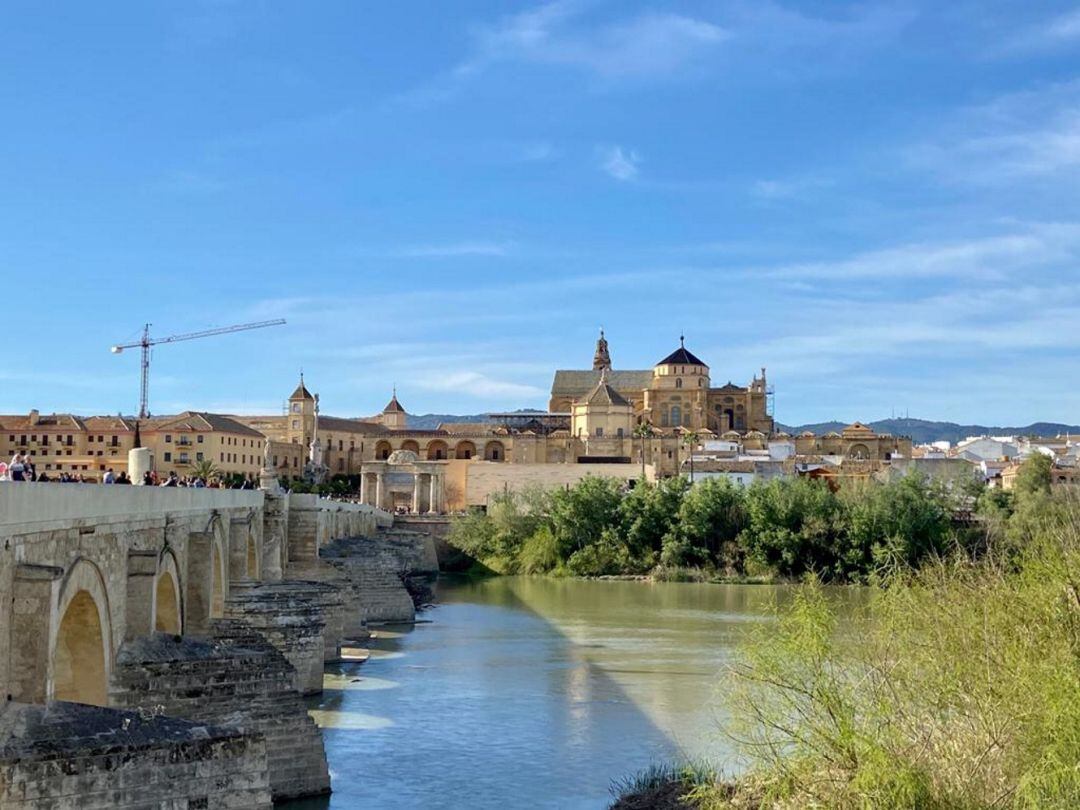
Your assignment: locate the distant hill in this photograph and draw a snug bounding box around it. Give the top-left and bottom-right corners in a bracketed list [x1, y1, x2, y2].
[409, 413, 1080, 444]
[778, 418, 1080, 445]
[406, 409, 548, 430]
[407, 413, 489, 429]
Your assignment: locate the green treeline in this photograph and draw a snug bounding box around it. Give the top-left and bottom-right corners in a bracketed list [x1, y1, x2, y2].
[448, 464, 1014, 581]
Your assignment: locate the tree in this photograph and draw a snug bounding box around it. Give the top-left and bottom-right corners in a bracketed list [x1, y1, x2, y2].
[633, 421, 654, 483]
[667, 477, 747, 568]
[1015, 453, 1053, 499]
[191, 459, 218, 481]
[681, 430, 701, 483]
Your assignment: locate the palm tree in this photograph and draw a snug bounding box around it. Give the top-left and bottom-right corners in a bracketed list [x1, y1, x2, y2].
[681, 429, 701, 483]
[633, 422, 654, 483]
[191, 459, 218, 481]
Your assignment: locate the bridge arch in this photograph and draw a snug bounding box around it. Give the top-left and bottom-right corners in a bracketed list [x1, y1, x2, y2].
[209, 514, 228, 618]
[52, 558, 113, 706]
[154, 549, 182, 634]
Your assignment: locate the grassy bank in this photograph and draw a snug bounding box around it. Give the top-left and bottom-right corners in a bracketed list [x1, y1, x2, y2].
[610, 468, 1080, 809]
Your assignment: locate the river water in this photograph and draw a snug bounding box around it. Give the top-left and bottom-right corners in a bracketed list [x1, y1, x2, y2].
[293, 576, 808, 810]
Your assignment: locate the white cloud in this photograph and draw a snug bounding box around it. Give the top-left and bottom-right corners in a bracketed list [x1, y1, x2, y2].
[599, 145, 640, 181]
[460, 2, 728, 80]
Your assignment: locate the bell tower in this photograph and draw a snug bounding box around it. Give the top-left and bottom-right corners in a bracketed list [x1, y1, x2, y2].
[592, 328, 612, 371]
[287, 373, 317, 446]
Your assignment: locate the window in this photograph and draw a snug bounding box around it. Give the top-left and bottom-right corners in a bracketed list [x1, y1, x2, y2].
[196, 452, 204, 461]
[165, 434, 172, 443]
[66, 435, 73, 446]
[291, 403, 300, 413]
[42, 435, 49, 445]
[291, 420, 298, 429]
[617, 428, 624, 438]
[97, 435, 103, 442]
[596, 427, 604, 437]
[197, 435, 204, 443]
[164, 452, 172, 462]
[111, 436, 118, 446]
[670, 405, 682, 425]
[338, 440, 343, 451]
[220, 453, 224, 462]
[179, 453, 189, 464]
[675, 378, 682, 389]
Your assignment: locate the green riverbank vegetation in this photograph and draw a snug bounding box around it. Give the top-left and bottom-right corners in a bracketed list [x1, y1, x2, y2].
[610, 456, 1080, 809]
[450, 468, 983, 582]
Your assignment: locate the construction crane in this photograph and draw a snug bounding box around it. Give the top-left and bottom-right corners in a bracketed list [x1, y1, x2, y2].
[110, 319, 286, 418]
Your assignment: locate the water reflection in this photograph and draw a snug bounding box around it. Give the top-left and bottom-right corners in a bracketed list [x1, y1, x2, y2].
[285, 577, 858, 810]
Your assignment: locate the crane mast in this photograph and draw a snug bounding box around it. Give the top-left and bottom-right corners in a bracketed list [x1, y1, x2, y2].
[111, 319, 286, 418]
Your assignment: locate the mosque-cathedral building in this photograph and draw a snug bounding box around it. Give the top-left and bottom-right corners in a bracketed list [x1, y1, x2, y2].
[1, 333, 912, 509]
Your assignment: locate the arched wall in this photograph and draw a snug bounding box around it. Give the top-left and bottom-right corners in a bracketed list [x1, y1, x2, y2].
[426, 440, 449, 460]
[209, 515, 228, 618]
[51, 558, 113, 706]
[455, 441, 476, 460]
[154, 550, 182, 634]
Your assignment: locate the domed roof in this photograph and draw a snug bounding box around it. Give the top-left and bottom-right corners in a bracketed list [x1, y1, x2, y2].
[385, 449, 419, 465]
[656, 336, 707, 368]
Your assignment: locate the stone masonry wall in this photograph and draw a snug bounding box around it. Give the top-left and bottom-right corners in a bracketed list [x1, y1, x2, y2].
[110, 631, 330, 801]
[0, 701, 271, 809]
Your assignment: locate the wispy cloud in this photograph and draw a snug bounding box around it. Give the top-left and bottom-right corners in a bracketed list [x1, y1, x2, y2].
[908, 81, 1080, 184]
[1003, 8, 1080, 53]
[414, 370, 547, 400]
[764, 224, 1080, 281]
[599, 145, 640, 181]
[458, 2, 728, 81]
[388, 241, 513, 258]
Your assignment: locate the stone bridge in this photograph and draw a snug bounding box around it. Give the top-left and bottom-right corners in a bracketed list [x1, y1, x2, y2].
[0, 482, 432, 809]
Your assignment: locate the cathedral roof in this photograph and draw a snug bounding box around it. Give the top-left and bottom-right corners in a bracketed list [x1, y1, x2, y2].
[382, 392, 405, 414]
[551, 369, 653, 397]
[584, 375, 631, 407]
[657, 337, 707, 367]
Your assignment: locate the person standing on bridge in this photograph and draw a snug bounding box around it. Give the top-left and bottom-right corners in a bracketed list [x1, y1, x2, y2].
[8, 453, 28, 482]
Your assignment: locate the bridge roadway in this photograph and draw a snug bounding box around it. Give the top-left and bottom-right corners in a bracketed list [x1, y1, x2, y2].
[0, 482, 410, 809]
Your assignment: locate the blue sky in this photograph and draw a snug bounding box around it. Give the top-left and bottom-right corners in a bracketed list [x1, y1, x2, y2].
[3, 1, 1080, 425]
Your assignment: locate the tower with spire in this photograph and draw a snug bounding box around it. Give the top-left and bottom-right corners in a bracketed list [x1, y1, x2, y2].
[592, 328, 612, 371]
[380, 386, 407, 430]
[287, 372, 317, 447]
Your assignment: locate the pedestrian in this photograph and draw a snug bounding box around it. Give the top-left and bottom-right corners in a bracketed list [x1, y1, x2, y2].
[142, 471, 154, 486]
[8, 453, 28, 482]
[103, 468, 116, 484]
[115, 471, 131, 484]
